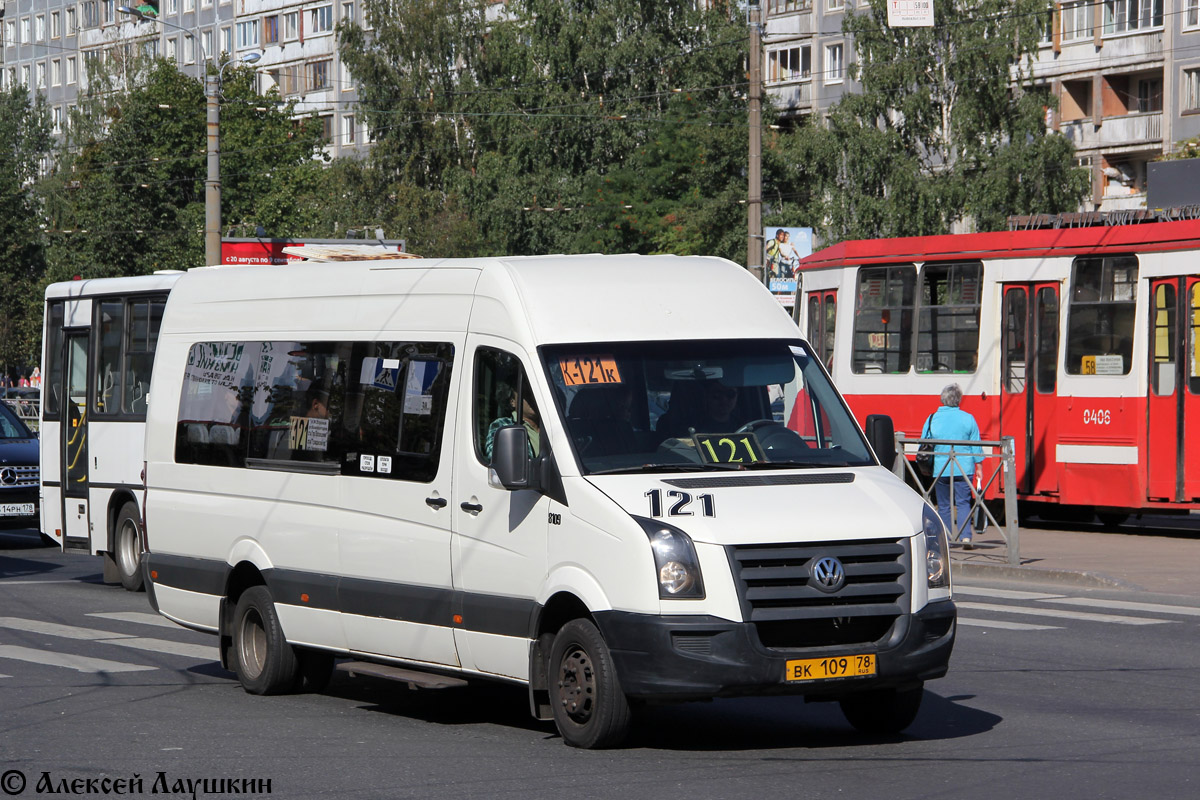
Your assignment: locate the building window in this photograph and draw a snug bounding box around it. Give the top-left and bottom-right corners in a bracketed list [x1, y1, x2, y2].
[202, 30, 212, 61]
[166, 36, 177, 62]
[236, 20, 259, 49]
[1185, 69, 1200, 111]
[310, 5, 334, 34]
[768, 46, 811, 82]
[283, 12, 299, 41]
[51, 59, 62, 86]
[36, 62, 47, 89]
[5, 21, 14, 47]
[1061, 1, 1092, 41]
[768, 0, 813, 14]
[220, 26, 232, 54]
[828, 0, 845, 9]
[184, 34, 195, 65]
[21, 65, 30, 86]
[343, 114, 355, 145]
[825, 43, 844, 83]
[320, 115, 333, 140]
[21, 17, 31, 44]
[165, 0, 178, 14]
[52, 11, 61, 39]
[66, 8, 76, 36]
[309, 60, 331, 90]
[53, 107, 63, 135]
[263, 15, 279, 44]
[183, 0, 195, 13]
[342, 1, 354, 22]
[1189, 0, 1200, 28]
[36, 14, 46, 42]
[67, 57, 77, 85]
[1104, 0, 1163, 35]
[1137, 78, 1162, 113]
[102, 0, 115, 25]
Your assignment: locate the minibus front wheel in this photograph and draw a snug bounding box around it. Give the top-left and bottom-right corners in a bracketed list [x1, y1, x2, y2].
[232, 585, 300, 695]
[549, 619, 632, 749]
[838, 684, 924, 735]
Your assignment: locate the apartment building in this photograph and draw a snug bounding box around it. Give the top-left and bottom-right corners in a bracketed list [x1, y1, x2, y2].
[761, 0, 859, 123]
[1, 0, 361, 157]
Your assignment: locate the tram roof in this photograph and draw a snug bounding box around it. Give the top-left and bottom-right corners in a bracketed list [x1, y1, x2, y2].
[796, 218, 1200, 270]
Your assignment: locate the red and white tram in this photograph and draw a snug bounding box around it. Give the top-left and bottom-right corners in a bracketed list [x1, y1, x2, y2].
[793, 218, 1200, 521]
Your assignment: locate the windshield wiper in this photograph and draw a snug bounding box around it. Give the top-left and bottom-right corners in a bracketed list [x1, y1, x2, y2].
[588, 462, 744, 476]
[741, 459, 856, 469]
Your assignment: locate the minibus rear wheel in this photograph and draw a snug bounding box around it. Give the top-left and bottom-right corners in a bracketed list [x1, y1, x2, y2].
[549, 619, 631, 749]
[838, 684, 924, 735]
[114, 502, 144, 593]
[232, 586, 299, 695]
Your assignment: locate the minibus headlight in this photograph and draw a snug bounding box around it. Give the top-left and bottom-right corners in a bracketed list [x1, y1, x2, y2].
[635, 517, 705, 599]
[923, 504, 950, 590]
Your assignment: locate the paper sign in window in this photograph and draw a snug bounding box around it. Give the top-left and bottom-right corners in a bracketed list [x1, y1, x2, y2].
[559, 356, 622, 386]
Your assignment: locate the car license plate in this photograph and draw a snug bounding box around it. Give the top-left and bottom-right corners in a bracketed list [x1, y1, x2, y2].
[1, 503, 35, 516]
[785, 654, 875, 682]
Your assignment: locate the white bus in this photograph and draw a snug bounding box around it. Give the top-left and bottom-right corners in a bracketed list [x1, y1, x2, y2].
[40, 273, 181, 590]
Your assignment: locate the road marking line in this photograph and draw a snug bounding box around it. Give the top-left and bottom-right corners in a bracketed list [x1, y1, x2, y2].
[0, 673, 10, 678]
[88, 612, 181, 629]
[958, 617, 1060, 631]
[0, 580, 89, 585]
[1042, 597, 1200, 617]
[956, 601, 1171, 626]
[106, 638, 216, 660]
[0, 617, 134, 640]
[954, 586, 1067, 601]
[0, 617, 215, 661]
[0, 645, 156, 674]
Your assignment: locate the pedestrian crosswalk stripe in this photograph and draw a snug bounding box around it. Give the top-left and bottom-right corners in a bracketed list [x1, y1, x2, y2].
[0, 617, 215, 661]
[958, 618, 1060, 631]
[954, 586, 1066, 601]
[0, 673, 10, 678]
[956, 601, 1171, 626]
[88, 611, 181, 629]
[1043, 597, 1200, 617]
[0, 645, 156, 674]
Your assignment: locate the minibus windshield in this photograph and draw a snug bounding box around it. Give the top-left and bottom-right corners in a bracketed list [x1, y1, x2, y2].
[541, 339, 875, 475]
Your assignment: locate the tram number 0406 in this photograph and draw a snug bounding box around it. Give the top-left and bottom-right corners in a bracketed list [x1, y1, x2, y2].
[1083, 409, 1112, 426]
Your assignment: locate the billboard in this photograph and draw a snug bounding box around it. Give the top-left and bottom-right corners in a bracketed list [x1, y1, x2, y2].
[220, 238, 407, 266]
[764, 226, 812, 308]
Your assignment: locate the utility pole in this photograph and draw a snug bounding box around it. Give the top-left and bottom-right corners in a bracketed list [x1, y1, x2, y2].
[747, 0, 764, 284]
[205, 73, 221, 267]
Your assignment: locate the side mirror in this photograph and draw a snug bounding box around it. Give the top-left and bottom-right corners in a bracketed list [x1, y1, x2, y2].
[491, 425, 534, 490]
[864, 414, 896, 470]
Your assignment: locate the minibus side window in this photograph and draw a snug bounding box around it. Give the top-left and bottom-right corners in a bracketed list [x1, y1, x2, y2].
[916, 261, 982, 374]
[1065, 255, 1137, 375]
[176, 342, 252, 468]
[473, 347, 541, 464]
[852, 265, 915, 374]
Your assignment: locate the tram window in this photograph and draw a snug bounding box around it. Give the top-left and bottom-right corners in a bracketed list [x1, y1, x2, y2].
[1152, 284, 1176, 396]
[807, 294, 821, 352]
[852, 265, 915, 374]
[1189, 285, 1200, 394]
[1035, 287, 1059, 393]
[1065, 255, 1137, 375]
[823, 293, 837, 367]
[1003, 288, 1027, 393]
[916, 261, 982, 373]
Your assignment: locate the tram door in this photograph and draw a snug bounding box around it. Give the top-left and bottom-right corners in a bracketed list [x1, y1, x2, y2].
[805, 290, 837, 370]
[1147, 277, 1200, 501]
[1001, 284, 1060, 496]
[61, 331, 91, 550]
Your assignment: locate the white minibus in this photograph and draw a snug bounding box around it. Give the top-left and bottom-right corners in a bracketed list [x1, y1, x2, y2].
[142, 254, 955, 748]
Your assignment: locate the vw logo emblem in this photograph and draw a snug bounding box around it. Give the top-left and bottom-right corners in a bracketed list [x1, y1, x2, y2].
[0, 468, 16, 486]
[810, 556, 846, 593]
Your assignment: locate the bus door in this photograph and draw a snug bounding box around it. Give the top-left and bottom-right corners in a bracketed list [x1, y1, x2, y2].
[61, 330, 91, 550]
[1147, 277, 1200, 501]
[805, 290, 837, 370]
[1001, 283, 1060, 496]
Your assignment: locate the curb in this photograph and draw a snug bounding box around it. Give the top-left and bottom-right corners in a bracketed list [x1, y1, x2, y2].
[950, 559, 1142, 591]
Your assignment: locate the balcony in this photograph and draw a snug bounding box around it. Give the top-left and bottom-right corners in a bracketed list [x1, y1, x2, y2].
[766, 81, 813, 115]
[1061, 111, 1161, 150]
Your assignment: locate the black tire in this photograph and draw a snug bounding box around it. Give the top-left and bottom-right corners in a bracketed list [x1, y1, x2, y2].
[549, 619, 631, 749]
[1096, 511, 1129, 529]
[839, 685, 924, 735]
[296, 649, 335, 693]
[114, 502, 144, 592]
[232, 585, 300, 695]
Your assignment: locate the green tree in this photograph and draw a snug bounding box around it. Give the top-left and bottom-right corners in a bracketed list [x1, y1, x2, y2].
[0, 85, 52, 371]
[797, 0, 1089, 242]
[340, 0, 753, 260]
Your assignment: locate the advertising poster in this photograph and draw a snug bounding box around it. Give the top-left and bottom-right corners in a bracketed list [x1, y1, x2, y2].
[764, 226, 812, 308]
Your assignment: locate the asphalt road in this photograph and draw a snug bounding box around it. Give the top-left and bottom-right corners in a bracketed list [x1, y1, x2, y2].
[2, 528, 1198, 800]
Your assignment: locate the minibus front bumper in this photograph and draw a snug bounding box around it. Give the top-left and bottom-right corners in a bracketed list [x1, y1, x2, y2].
[592, 599, 955, 700]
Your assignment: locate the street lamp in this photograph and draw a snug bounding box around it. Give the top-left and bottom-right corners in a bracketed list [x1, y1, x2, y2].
[118, 7, 261, 266]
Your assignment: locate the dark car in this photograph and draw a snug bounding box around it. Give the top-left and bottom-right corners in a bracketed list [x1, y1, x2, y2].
[0, 400, 39, 531]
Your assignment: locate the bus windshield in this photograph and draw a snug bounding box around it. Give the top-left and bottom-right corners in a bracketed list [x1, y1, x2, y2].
[541, 339, 875, 475]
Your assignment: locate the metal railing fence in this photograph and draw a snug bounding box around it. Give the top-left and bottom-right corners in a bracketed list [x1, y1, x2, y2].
[892, 433, 1020, 566]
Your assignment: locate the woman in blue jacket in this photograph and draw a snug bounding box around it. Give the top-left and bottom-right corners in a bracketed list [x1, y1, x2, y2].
[925, 383, 982, 548]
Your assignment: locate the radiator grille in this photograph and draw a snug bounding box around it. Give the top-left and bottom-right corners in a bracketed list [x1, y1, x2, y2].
[728, 538, 909, 650]
[1, 465, 38, 488]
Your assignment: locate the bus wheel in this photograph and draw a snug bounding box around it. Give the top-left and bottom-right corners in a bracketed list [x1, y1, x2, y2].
[114, 502, 144, 592]
[839, 684, 924, 735]
[549, 619, 631, 749]
[232, 586, 299, 695]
